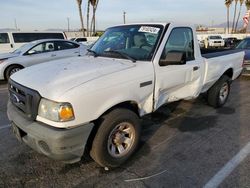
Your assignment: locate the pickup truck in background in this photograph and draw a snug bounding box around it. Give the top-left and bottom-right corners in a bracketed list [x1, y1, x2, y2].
[7, 23, 244, 168]
[206, 35, 225, 48]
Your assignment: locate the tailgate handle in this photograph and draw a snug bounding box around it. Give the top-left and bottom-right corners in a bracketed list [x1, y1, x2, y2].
[193, 66, 200, 71]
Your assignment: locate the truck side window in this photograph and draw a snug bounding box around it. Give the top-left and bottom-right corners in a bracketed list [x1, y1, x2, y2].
[0, 33, 10, 44]
[160, 27, 194, 63]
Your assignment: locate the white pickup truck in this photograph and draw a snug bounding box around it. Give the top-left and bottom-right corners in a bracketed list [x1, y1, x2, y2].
[7, 23, 244, 168]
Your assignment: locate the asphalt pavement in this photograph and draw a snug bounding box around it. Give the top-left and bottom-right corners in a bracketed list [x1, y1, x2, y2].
[0, 77, 250, 188]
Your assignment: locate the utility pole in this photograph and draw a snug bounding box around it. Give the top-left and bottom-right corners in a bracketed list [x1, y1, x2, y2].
[123, 11, 126, 24]
[14, 18, 18, 30]
[67, 17, 70, 32]
[211, 20, 214, 28]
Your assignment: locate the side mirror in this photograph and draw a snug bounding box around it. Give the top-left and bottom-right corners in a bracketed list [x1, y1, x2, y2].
[159, 51, 186, 66]
[27, 50, 36, 55]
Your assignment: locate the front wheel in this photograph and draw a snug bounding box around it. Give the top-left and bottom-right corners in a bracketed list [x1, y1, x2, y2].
[5, 65, 23, 80]
[207, 75, 231, 108]
[90, 108, 141, 168]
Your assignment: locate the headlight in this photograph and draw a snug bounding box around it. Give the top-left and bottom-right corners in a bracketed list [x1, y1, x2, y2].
[38, 98, 75, 122]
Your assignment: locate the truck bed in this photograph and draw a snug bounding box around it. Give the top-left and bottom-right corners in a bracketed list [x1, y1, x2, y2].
[201, 49, 244, 93]
[201, 49, 242, 59]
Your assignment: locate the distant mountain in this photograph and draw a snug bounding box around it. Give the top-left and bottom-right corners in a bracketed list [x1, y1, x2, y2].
[45, 28, 65, 31]
[213, 21, 244, 29]
[0, 28, 18, 32]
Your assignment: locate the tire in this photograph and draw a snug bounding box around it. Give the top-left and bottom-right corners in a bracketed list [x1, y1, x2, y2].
[207, 75, 231, 108]
[90, 108, 141, 168]
[5, 65, 23, 80]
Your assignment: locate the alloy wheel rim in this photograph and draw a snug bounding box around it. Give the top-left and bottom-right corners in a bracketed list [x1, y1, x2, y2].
[219, 82, 229, 103]
[10, 68, 21, 76]
[107, 122, 135, 158]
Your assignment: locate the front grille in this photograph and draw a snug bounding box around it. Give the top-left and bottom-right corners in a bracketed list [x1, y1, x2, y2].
[214, 41, 221, 43]
[9, 79, 41, 121]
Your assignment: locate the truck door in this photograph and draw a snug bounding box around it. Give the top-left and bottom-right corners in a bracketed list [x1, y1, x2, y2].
[153, 27, 203, 110]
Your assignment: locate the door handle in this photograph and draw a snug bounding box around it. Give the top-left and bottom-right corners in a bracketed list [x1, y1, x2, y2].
[51, 54, 56, 57]
[193, 66, 200, 71]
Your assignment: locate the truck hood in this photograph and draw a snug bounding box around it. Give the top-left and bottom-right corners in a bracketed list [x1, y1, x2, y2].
[10, 56, 135, 99]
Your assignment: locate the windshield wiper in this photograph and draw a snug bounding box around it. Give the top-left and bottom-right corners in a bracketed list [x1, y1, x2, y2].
[104, 50, 136, 63]
[87, 49, 98, 57]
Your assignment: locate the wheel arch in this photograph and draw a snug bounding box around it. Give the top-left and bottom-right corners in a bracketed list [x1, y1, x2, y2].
[84, 100, 140, 158]
[4, 64, 24, 80]
[222, 68, 233, 79]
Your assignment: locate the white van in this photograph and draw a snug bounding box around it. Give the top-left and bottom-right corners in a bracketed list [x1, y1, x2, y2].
[0, 32, 66, 53]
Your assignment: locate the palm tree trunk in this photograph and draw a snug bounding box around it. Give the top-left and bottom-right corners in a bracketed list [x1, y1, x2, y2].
[87, 0, 90, 37]
[231, 1, 238, 33]
[77, 0, 85, 37]
[90, 6, 95, 36]
[235, 4, 243, 33]
[227, 7, 230, 34]
[90, 0, 99, 36]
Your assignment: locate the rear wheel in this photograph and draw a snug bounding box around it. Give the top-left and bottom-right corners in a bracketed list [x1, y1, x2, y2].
[5, 65, 23, 80]
[90, 108, 141, 168]
[207, 75, 230, 108]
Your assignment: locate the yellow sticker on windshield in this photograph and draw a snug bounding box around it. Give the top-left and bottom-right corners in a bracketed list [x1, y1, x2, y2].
[138, 26, 160, 34]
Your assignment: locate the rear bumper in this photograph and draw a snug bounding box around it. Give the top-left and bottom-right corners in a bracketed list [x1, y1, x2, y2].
[7, 101, 94, 163]
[242, 65, 250, 76]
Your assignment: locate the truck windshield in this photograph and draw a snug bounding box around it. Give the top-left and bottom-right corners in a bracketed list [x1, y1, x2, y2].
[90, 24, 164, 61]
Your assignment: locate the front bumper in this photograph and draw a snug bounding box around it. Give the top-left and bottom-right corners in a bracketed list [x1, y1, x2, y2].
[209, 43, 223, 47]
[7, 101, 94, 163]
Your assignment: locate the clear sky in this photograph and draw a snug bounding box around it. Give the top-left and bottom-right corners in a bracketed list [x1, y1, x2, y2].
[0, 0, 248, 31]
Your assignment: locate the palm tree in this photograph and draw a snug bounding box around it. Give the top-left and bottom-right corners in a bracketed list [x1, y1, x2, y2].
[225, 0, 233, 33]
[232, 0, 239, 33]
[235, 0, 245, 32]
[76, 0, 85, 37]
[90, 0, 99, 36]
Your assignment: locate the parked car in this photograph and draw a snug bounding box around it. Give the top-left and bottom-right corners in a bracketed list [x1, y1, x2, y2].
[206, 35, 225, 48]
[8, 23, 243, 168]
[235, 37, 250, 76]
[70, 37, 97, 46]
[0, 39, 87, 80]
[0, 31, 66, 53]
[224, 37, 239, 48]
